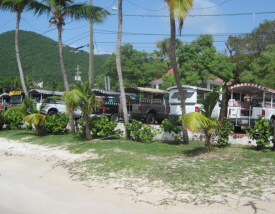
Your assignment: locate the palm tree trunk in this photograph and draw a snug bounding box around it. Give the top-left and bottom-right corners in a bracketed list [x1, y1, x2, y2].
[169, 12, 189, 144]
[15, 11, 28, 97]
[205, 130, 211, 152]
[57, 24, 75, 134]
[84, 114, 92, 140]
[116, 0, 129, 137]
[218, 85, 229, 124]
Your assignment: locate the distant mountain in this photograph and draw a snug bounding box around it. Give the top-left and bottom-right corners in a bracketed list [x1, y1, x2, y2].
[0, 30, 110, 83]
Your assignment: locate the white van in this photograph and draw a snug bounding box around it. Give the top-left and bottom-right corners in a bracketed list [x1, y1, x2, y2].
[167, 85, 220, 119]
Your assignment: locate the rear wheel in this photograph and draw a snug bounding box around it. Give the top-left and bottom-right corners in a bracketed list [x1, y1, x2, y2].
[146, 113, 156, 124]
[110, 113, 119, 122]
[48, 110, 57, 116]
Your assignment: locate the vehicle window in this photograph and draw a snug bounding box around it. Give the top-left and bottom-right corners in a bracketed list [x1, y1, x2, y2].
[171, 91, 194, 101]
[10, 95, 22, 102]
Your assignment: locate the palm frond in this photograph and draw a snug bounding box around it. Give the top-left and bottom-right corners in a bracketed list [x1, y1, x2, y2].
[199, 85, 221, 118]
[180, 112, 216, 132]
[24, 113, 46, 125]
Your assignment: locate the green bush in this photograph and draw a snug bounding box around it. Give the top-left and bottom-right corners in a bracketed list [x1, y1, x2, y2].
[216, 118, 234, 147]
[0, 110, 5, 130]
[78, 116, 121, 138]
[161, 118, 182, 142]
[126, 120, 162, 143]
[5, 111, 24, 130]
[45, 113, 69, 135]
[242, 115, 273, 150]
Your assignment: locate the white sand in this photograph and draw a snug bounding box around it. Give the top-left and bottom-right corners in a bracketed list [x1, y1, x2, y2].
[0, 137, 274, 214]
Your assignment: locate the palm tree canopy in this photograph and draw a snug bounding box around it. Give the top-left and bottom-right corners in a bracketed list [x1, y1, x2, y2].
[165, 0, 194, 34]
[62, 82, 101, 116]
[199, 86, 222, 119]
[28, 0, 110, 26]
[180, 112, 216, 132]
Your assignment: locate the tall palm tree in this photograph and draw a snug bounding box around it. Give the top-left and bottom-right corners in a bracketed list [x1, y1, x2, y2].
[30, 0, 109, 134]
[0, 0, 46, 97]
[165, 0, 193, 144]
[116, 0, 129, 133]
[62, 82, 101, 140]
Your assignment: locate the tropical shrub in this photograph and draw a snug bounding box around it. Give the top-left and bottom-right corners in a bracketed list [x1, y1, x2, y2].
[0, 110, 5, 130]
[161, 118, 182, 142]
[242, 115, 273, 150]
[78, 116, 121, 139]
[45, 113, 69, 135]
[216, 118, 234, 147]
[5, 111, 24, 130]
[126, 120, 162, 143]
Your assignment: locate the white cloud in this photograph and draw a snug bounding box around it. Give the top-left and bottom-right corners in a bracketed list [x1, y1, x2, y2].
[184, 0, 227, 34]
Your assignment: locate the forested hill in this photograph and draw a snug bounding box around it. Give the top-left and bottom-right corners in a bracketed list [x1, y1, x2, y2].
[0, 30, 110, 83]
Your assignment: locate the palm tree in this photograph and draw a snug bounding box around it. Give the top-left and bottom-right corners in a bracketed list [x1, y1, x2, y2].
[5, 96, 49, 135]
[116, 0, 129, 134]
[165, 0, 194, 144]
[0, 0, 46, 97]
[30, 0, 109, 134]
[180, 88, 221, 152]
[62, 82, 101, 140]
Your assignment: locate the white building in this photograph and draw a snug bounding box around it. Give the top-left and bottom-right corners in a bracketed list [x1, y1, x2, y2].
[149, 67, 223, 89]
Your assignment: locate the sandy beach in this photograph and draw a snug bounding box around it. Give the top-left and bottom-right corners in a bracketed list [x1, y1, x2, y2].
[0, 137, 274, 214]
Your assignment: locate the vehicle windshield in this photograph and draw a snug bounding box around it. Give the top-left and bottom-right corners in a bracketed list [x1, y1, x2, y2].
[10, 95, 22, 102]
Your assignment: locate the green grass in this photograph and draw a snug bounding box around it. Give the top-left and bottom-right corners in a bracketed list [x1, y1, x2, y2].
[1, 129, 275, 198]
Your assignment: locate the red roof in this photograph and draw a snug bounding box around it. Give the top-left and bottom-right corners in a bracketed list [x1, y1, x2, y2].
[153, 66, 223, 82]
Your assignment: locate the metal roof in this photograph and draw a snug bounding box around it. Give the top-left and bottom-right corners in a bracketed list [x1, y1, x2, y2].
[92, 89, 135, 97]
[123, 87, 168, 94]
[28, 89, 64, 96]
[0, 93, 10, 98]
[229, 83, 275, 94]
[167, 85, 213, 92]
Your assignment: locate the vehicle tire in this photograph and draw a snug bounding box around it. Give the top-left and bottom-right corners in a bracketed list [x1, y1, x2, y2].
[146, 113, 156, 124]
[110, 113, 119, 122]
[48, 110, 57, 116]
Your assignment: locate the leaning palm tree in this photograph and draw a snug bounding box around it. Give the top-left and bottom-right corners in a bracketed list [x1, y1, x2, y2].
[29, 0, 109, 134]
[165, 0, 194, 144]
[116, 0, 129, 136]
[62, 82, 101, 140]
[180, 87, 221, 152]
[0, 0, 47, 97]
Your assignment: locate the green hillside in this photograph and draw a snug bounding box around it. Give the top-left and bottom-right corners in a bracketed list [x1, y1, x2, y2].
[0, 30, 110, 83]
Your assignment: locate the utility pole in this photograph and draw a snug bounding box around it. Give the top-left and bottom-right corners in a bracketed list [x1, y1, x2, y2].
[75, 65, 82, 84]
[89, 0, 94, 88]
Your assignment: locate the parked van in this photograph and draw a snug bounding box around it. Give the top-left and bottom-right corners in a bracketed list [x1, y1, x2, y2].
[228, 83, 275, 128]
[167, 85, 220, 119]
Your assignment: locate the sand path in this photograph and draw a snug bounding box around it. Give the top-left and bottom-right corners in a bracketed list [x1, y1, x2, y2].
[0, 137, 273, 214]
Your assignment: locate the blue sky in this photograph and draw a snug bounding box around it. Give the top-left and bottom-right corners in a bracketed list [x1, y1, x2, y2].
[1, 0, 275, 55]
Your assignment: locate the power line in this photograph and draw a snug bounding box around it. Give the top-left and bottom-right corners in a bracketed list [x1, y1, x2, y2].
[193, 0, 231, 10]
[126, 0, 168, 11]
[110, 11, 275, 17]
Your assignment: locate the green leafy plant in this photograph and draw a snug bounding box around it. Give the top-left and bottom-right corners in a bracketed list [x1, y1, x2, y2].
[45, 113, 69, 135]
[216, 118, 234, 147]
[0, 110, 5, 130]
[5, 111, 24, 130]
[161, 118, 182, 142]
[242, 115, 273, 150]
[78, 116, 121, 139]
[126, 120, 162, 143]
